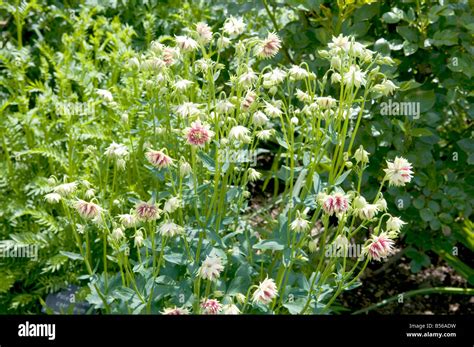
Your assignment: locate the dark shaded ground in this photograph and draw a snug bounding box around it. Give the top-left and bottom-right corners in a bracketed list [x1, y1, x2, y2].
[339, 253, 473, 314]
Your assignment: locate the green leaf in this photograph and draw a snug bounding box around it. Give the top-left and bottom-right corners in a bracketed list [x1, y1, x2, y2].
[113, 287, 136, 301]
[164, 252, 187, 265]
[457, 138, 474, 154]
[283, 298, 307, 315]
[313, 27, 329, 44]
[382, 8, 404, 23]
[431, 30, 458, 46]
[403, 40, 418, 56]
[413, 196, 425, 209]
[313, 172, 321, 194]
[420, 208, 435, 222]
[404, 89, 436, 113]
[0, 271, 16, 293]
[275, 134, 288, 149]
[398, 80, 421, 91]
[292, 168, 307, 198]
[334, 170, 351, 186]
[373, 38, 391, 55]
[276, 165, 291, 181]
[353, 3, 379, 22]
[447, 54, 474, 78]
[226, 276, 250, 295]
[427, 201, 441, 213]
[252, 240, 284, 251]
[397, 26, 419, 42]
[197, 151, 215, 173]
[410, 128, 434, 137]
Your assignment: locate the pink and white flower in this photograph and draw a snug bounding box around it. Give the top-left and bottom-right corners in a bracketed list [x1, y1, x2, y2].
[163, 47, 177, 66]
[146, 149, 173, 169]
[175, 35, 198, 52]
[383, 157, 414, 187]
[135, 202, 160, 221]
[184, 120, 214, 147]
[196, 22, 213, 44]
[198, 255, 224, 281]
[252, 277, 278, 305]
[365, 232, 395, 261]
[201, 299, 222, 314]
[223, 17, 245, 37]
[255, 33, 282, 59]
[320, 192, 350, 215]
[74, 200, 102, 220]
[242, 91, 256, 110]
[162, 306, 190, 315]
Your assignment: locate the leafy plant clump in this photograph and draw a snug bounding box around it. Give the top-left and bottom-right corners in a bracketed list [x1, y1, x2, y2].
[0, 9, 419, 314]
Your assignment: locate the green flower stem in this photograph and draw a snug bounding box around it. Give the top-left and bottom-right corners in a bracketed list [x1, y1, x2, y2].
[300, 215, 329, 313]
[241, 285, 256, 313]
[193, 276, 202, 314]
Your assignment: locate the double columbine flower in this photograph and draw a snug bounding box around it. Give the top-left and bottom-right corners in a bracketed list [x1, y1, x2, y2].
[45, 192, 62, 204]
[290, 211, 310, 233]
[175, 35, 199, 52]
[74, 199, 103, 221]
[201, 299, 222, 314]
[255, 32, 282, 59]
[352, 196, 379, 220]
[365, 232, 395, 261]
[354, 145, 369, 164]
[162, 306, 190, 315]
[223, 16, 245, 37]
[229, 125, 251, 143]
[104, 142, 128, 159]
[104, 142, 129, 170]
[252, 277, 278, 305]
[198, 255, 224, 281]
[163, 196, 181, 214]
[134, 230, 144, 247]
[195, 22, 212, 44]
[118, 213, 137, 228]
[135, 201, 160, 222]
[343, 65, 366, 88]
[386, 216, 407, 232]
[146, 149, 173, 169]
[53, 182, 77, 196]
[319, 192, 350, 216]
[159, 221, 184, 237]
[384, 157, 414, 187]
[184, 120, 214, 147]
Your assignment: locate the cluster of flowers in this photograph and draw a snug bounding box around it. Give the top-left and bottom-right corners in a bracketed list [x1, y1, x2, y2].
[43, 19, 414, 314]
